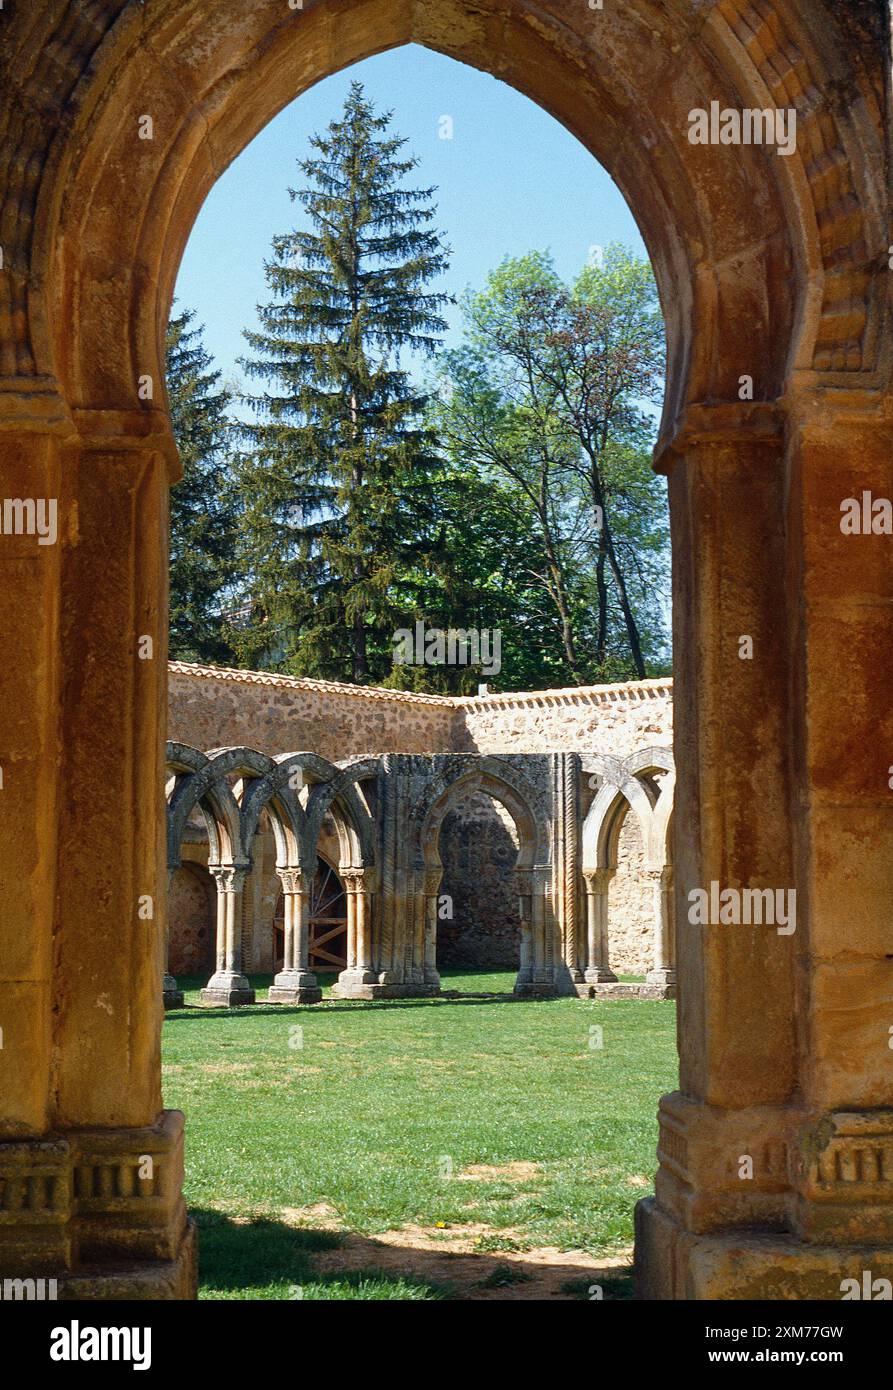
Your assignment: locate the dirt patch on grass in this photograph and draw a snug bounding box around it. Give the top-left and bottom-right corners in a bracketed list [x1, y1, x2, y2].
[308, 1223, 633, 1300]
[386, 1057, 459, 1068]
[456, 1161, 541, 1182]
[280, 1202, 346, 1231]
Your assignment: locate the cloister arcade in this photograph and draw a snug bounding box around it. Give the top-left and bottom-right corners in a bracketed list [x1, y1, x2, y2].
[164, 743, 677, 1004]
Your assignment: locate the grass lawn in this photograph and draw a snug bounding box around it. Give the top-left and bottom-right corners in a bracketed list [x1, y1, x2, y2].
[163, 969, 677, 1299]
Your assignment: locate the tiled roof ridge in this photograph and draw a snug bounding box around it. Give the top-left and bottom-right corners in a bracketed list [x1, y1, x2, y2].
[168, 661, 454, 706]
[169, 661, 673, 708]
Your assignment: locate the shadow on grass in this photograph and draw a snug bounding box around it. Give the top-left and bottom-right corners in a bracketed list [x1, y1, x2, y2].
[194, 1209, 455, 1301]
[165, 993, 552, 1023]
[193, 1208, 635, 1301]
[561, 1271, 637, 1300]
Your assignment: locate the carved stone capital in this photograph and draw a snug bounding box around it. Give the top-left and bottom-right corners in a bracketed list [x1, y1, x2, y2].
[424, 869, 443, 896]
[209, 863, 248, 894]
[275, 866, 305, 895]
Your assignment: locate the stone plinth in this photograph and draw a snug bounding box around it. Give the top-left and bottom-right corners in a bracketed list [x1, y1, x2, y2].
[0, 1111, 196, 1299]
[636, 1199, 893, 1300]
[332, 976, 439, 1000]
[200, 972, 255, 1007]
[576, 981, 676, 1001]
[163, 974, 184, 1009]
[268, 970, 322, 1005]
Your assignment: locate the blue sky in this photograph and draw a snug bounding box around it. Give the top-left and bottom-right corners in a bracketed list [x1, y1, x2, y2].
[174, 43, 649, 390]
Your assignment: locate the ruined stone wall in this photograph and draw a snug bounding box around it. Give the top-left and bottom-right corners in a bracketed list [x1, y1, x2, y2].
[437, 790, 522, 970]
[456, 680, 673, 755]
[169, 857, 215, 977]
[167, 665, 675, 972]
[168, 662, 459, 758]
[168, 664, 672, 759]
[607, 810, 653, 977]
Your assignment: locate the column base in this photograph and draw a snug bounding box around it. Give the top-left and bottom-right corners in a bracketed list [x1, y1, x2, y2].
[163, 975, 184, 1009]
[0, 1111, 196, 1300]
[576, 981, 676, 1000]
[58, 1220, 197, 1300]
[199, 972, 255, 1007]
[514, 981, 558, 998]
[584, 966, 618, 984]
[332, 971, 438, 1000]
[635, 1196, 893, 1300]
[268, 970, 322, 1005]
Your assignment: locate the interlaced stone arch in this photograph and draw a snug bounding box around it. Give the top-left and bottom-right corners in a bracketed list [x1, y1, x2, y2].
[165, 741, 242, 873]
[2, 0, 890, 1302]
[583, 748, 675, 873]
[579, 749, 676, 993]
[302, 755, 379, 872]
[414, 757, 550, 872]
[201, 746, 305, 872]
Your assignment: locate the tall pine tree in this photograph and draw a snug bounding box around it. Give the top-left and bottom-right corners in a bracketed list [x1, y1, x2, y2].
[166, 308, 239, 664]
[234, 82, 451, 682]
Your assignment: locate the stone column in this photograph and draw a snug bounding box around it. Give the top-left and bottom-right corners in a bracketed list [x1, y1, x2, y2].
[515, 870, 534, 991]
[0, 421, 194, 1295]
[635, 410, 858, 1300]
[268, 867, 321, 1005]
[582, 868, 618, 984]
[552, 751, 584, 986]
[644, 866, 676, 995]
[163, 868, 184, 1008]
[200, 864, 255, 1006]
[785, 410, 893, 1258]
[515, 867, 557, 996]
[423, 869, 442, 992]
[334, 869, 379, 998]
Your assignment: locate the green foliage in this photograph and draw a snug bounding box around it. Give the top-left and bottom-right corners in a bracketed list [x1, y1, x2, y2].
[233, 81, 451, 682]
[166, 310, 240, 664]
[434, 246, 670, 683]
[172, 85, 669, 690]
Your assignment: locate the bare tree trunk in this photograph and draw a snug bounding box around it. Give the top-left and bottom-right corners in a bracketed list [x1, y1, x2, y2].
[588, 465, 646, 679]
[602, 519, 646, 677]
[596, 533, 608, 665]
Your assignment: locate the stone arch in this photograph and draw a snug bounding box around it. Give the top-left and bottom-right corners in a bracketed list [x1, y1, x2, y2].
[303, 756, 380, 871]
[580, 749, 676, 990]
[203, 746, 304, 873]
[164, 742, 247, 1007]
[412, 758, 553, 995]
[263, 754, 379, 1005]
[4, 0, 891, 1302]
[582, 754, 656, 872]
[165, 741, 242, 871]
[415, 758, 549, 872]
[9, 3, 887, 438]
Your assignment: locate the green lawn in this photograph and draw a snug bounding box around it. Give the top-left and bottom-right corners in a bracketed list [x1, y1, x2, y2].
[163, 970, 676, 1298]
